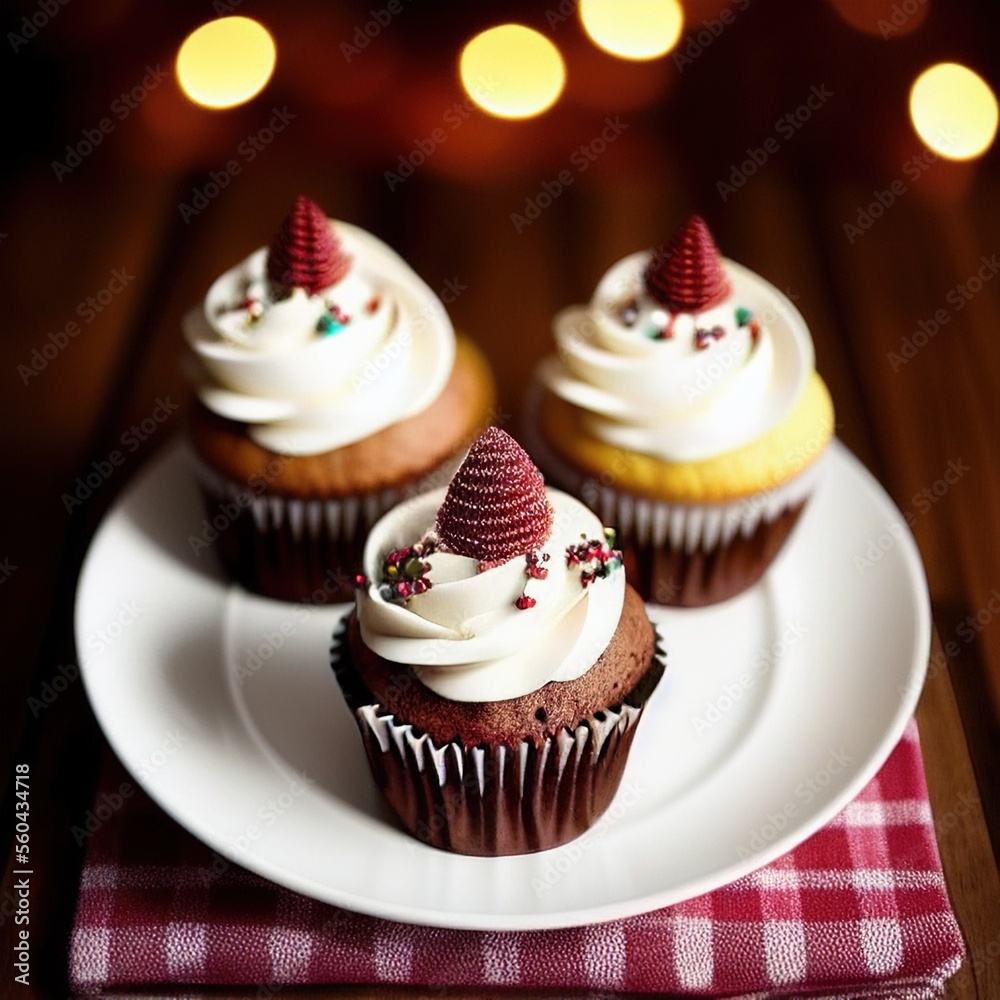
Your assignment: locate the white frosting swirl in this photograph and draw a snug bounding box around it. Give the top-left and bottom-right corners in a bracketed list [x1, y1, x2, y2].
[537, 253, 814, 462]
[356, 487, 625, 702]
[183, 222, 455, 456]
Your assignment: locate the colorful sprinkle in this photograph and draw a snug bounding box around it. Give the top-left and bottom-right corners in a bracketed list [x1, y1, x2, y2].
[617, 298, 639, 327]
[316, 313, 342, 335]
[232, 297, 266, 326]
[317, 302, 352, 335]
[644, 312, 673, 340]
[694, 325, 726, 350]
[565, 532, 623, 588]
[524, 551, 550, 580]
[735, 305, 753, 327]
[379, 539, 436, 602]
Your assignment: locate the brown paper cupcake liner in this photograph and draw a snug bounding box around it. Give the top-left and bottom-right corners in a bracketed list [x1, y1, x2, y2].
[189, 449, 464, 603]
[331, 620, 666, 856]
[581, 455, 826, 607]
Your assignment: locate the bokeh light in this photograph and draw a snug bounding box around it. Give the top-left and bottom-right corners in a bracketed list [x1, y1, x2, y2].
[459, 24, 566, 120]
[828, 0, 929, 38]
[176, 17, 276, 109]
[579, 0, 684, 60]
[909, 63, 998, 161]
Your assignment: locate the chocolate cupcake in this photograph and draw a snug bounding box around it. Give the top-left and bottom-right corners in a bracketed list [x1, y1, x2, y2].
[184, 196, 495, 602]
[333, 427, 665, 856]
[531, 215, 834, 606]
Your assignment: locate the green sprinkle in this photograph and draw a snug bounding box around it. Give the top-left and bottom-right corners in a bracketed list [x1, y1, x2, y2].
[403, 557, 424, 579]
[316, 313, 341, 335]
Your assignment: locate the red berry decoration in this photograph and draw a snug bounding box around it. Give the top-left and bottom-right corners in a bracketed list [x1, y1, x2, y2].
[436, 428, 554, 570]
[644, 215, 731, 312]
[267, 195, 351, 295]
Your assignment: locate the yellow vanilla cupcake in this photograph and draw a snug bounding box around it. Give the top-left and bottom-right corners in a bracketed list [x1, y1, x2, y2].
[532, 216, 834, 606]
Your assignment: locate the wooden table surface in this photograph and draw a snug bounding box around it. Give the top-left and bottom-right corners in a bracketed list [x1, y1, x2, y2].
[2, 1, 998, 996]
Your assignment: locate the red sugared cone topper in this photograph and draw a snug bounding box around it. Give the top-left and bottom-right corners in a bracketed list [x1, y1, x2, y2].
[267, 196, 351, 295]
[645, 215, 731, 312]
[436, 428, 554, 570]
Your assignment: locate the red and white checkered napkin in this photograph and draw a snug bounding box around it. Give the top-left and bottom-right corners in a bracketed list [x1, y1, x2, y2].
[69, 719, 964, 999]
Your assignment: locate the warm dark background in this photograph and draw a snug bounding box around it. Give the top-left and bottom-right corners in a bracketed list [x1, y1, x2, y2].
[2, 1, 998, 996]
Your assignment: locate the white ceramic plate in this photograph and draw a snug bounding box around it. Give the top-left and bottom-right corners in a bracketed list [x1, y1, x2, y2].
[75, 438, 930, 930]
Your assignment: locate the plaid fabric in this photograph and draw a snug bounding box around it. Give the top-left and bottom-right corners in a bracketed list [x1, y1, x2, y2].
[68, 719, 964, 998]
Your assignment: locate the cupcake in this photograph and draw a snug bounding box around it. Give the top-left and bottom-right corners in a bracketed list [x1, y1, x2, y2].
[184, 196, 496, 602]
[532, 215, 834, 607]
[333, 427, 665, 856]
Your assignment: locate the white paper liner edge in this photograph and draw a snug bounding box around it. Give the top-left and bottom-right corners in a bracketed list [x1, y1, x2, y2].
[186, 446, 465, 544]
[357, 702, 643, 788]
